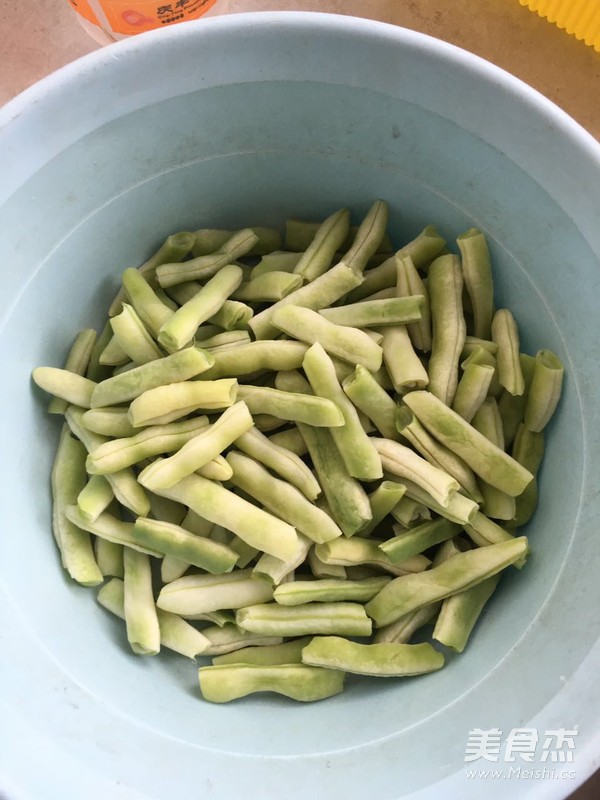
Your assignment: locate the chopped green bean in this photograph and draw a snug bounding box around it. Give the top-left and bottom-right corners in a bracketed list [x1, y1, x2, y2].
[123, 548, 160, 656]
[451, 363, 495, 422]
[121, 267, 174, 338]
[198, 663, 345, 703]
[456, 229, 494, 340]
[366, 536, 528, 626]
[380, 325, 429, 392]
[237, 384, 344, 427]
[65, 506, 161, 556]
[253, 534, 313, 585]
[373, 604, 440, 644]
[491, 309, 525, 396]
[212, 637, 313, 666]
[198, 340, 308, 380]
[319, 296, 424, 329]
[274, 576, 389, 606]
[342, 365, 398, 440]
[48, 329, 97, 414]
[200, 623, 282, 656]
[252, 251, 303, 278]
[82, 407, 138, 438]
[99, 335, 129, 366]
[191, 227, 280, 257]
[128, 379, 235, 426]
[315, 537, 430, 577]
[110, 304, 163, 364]
[379, 518, 461, 563]
[77, 474, 114, 522]
[524, 350, 565, 432]
[433, 573, 500, 652]
[395, 254, 432, 352]
[302, 636, 444, 676]
[33, 367, 97, 409]
[427, 255, 466, 405]
[157, 569, 274, 616]
[497, 353, 536, 446]
[291, 208, 350, 281]
[95, 537, 124, 578]
[233, 271, 303, 302]
[236, 601, 372, 637]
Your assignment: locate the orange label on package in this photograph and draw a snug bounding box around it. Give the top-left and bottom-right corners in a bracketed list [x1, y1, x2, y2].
[73, 0, 218, 35]
[67, 0, 100, 25]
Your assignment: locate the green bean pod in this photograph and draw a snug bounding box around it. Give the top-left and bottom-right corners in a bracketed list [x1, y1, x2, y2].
[373, 604, 440, 644]
[198, 663, 345, 703]
[391, 477, 479, 525]
[395, 254, 432, 351]
[379, 518, 461, 564]
[128, 379, 236, 426]
[237, 384, 344, 427]
[233, 271, 303, 302]
[402, 390, 534, 496]
[199, 623, 282, 656]
[292, 208, 350, 281]
[99, 335, 129, 366]
[121, 267, 174, 338]
[198, 341, 308, 380]
[523, 349, 565, 432]
[51, 426, 103, 586]
[427, 255, 466, 405]
[32, 367, 97, 409]
[157, 569, 274, 616]
[77, 474, 114, 522]
[365, 536, 528, 626]
[49, 329, 97, 414]
[432, 573, 501, 652]
[342, 366, 398, 440]
[65, 506, 161, 556]
[361, 481, 408, 536]
[85, 321, 113, 382]
[491, 309, 525, 396]
[236, 601, 372, 637]
[456, 228, 495, 340]
[252, 251, 303, 278]
[110, 304, 163, 364]
[91, 347, 214, 407]
[315, 537, 430, 577]
[303, 343, 382, 481]
[253, 534, 313, 585]
[212, 637, 313, 666]
[451, 363, 495, 422]
[191, 226, 280, 257]
[123, 548, 161, 656]
[95, 537, 124, 579]
[82, 407, 138, 438]
[318, 296, 424, 329]
[302, 636, 444, 676]
[273, 305, 383, 371]
[274, 576, 389, 606]
[380, 325, 429, 392]
[340, 200, 389, 274]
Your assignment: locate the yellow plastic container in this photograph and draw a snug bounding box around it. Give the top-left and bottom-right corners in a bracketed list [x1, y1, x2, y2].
[519, 0, 600, 51]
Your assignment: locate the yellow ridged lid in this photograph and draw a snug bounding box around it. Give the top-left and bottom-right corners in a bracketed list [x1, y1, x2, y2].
[520, 0, 600, 51]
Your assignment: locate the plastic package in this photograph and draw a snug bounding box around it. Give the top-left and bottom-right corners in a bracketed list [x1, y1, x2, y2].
[519, 0, 600, 51]
[66, 0, 229, 45]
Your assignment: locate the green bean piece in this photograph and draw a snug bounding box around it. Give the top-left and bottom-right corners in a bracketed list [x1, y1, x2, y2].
[497, 353, 536, 446]
[86, 416, 210, 474]
[236, 601, 372, 637]
[233, 271, 304, 302]
[227, 452, 342, 544]
[165, 280, 203, 306]
[51, 426, 103, 586]
[156, 569, 274, 616]
[395, 253, 432, 352]
[240, 384, 344, 427]
[341, 365, 398, 441]
[48, 329, 97, 414]
[403, 390, 534, 496]
[373, 437, 459, 507]
[299, 421, 372, 536]
[523, 349, 565, 432]
[511, 424, 545, 526]
[139, 472, 299, 560]
[273, 305, 383, 371]
[138, 402, 253, 490]
[147, 492, 187, 526]
[391, 496, 421, 527]
[320, 296, 424, 329]
[302, 636, 444, 677]
[123, 548, 160, 656]
[158, 265, 243, 352]
[199, 663, 345, 703]
[308, 547, 347, 579]
[366, 536, 528, 626]
[81, 407, 138, 438]
[432, 536, 471, 566]
[200, 623, 282, 656]
[380, 325, 429, 392]
[208, 299, 253, 331]
[234, 427, 320, 500]
[462, 512, 521, 558]
[85, 322, 113, 382]
[253, 534, 312, 585]
[461, 336, 499, 358]
[108, 231, 196, 316]
[286, 217, 388, 254]
[451, 363, 495, 422]
[195, 455, 232, 482]
[65, 406, 150, 516]
[395, 406, 483, 503]
[197, 331, 251, 351]
[95, 537, 124, 578]
[65, 506, 161, 555]
[491, 309, 525, 396]
[379, 518, 461, 563]
[360, 481, 408, 536]
[471, 398, 516, 520]
[433, 573, 501, 652]
[290, 208, 350, 281]
[98, 578, 211, 658]
[77, 474, 114, 522]
[129, 379, 236, 427]
[121, 267, 174, 338]
[315, 537, 430, 577]
[133, 517, 238, 574]
[337, 200, 389, 274]
[274, 576, 389, 606]
[252, 251, 303, 278]
[373, 604, 440, 644]
[427, 255, 466, 405]
[161, 555, 190, 583]
[212, 637, 313, 666]
[456, 229, 495, 340]
[110, 304, 163, 364]
[461, 345, 502, 398]
[198, 341, 308, 380]
[392, 478, 478, 525]
[303, 343, 382, 481]
[346, 225, 447, 303]
[32, 367, 97, 409]
[191, 226, 280, 257]
[156, 229, 259, 288]
[92, 347, 214, 407]
[249, 262, 364, 340]
[268, 425, 308, 456]
[99, 335, 129, 366]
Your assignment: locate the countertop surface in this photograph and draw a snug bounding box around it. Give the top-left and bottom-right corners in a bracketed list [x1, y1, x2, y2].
[1, 1, 598, 799]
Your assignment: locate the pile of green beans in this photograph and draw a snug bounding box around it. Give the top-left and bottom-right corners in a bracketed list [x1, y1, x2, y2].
[32, 204, 564, 704]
